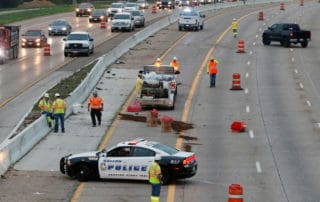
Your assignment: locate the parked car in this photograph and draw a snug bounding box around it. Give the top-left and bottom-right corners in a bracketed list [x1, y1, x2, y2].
[124, 2, 139, 11]
[89, 9, 108, 23]
[63, 31, 94, 57]
[48, 19, 72, 36]
[129, 10, 145, 27]
[111, 12, 135, 32]
[136, 0, 149, 9]
[107, 2, 124, 17]
[21, 29, 47, 48]
[75, 2, 95, 17]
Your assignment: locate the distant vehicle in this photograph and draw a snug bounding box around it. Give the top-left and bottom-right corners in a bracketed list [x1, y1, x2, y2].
[124, 2, 139, 11]
[159, 0, 175, 9]
[129, 10, 145, 27]
[89, 9, 108, 23]
[60, 138, 197, 184]
[75, 2, 94, 17]
[178, 8, 205, 31]
[111, 12, 135, 32]
[48, 19, 72, 36]
[0, 26, 20, 64]
[178, 0, 190, 7]
[262, 23, 311, 48]
[21, 29, 47, 48]
[63, 31, 94, 57]
[107, 2, 124, 17]
[199, 0, 213, 4]
[136, 0, 149, 9]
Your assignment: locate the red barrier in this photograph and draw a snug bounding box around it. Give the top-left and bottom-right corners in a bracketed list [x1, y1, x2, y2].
[127, 102, 142, 112]
[228, 184, 243, 202]
[280, 2, 285, 10]
[160, 115, 173, 132]
[152, 5, 157, 14]
[43, 43, 51, 56]
[230, 73, 243, 90]
[100, 17, 106, 29]
[258, 11, 264, 21]
[231, 121, 247, 133]
[237, 40, 245, 53]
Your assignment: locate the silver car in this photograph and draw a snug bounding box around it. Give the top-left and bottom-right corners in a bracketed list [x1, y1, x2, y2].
[129, 10, 145, 27]
[48, 19, 72, 36]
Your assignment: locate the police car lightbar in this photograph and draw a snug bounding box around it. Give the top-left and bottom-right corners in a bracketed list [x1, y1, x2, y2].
[128, 138, 145, 145]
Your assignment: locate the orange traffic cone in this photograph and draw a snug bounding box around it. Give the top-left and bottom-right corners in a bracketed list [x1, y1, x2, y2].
[43, 43, 51, 56]
[152, 5, 157, 14]
[231, 121, 247, 133]
[280, 2, 285, 10]
[237, 40, 245, 53]
[230, 73, 243, 90]
[228, 184, 243, 202]
[100, 17, 106, 29]
[258, 11, 264, 21]
[300, 0, 304, 6]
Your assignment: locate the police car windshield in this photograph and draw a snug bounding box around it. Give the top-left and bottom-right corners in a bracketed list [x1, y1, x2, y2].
[152, 143, 178, 155]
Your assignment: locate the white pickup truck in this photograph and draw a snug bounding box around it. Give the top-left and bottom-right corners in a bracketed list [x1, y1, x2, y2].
[178, 8, 205, 31]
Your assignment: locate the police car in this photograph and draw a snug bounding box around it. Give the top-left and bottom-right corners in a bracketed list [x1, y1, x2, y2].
[60, 138, 197, 184]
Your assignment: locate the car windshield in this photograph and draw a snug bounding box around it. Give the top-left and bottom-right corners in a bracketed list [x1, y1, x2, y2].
[126, 3, 137, 7]
[130, 11, 140, 16]
[67, 34, 89, 40]
[111, 3, 123, 8]
[114, 14, 130, 19]
[24, 31, 41, 36]
[52, 21, 67, 26]
[180, 11, 198, 17]
[79, 3, 92, 8]
[152, 143, 179, 155]
[137, 0, 146, 3]
[93, 10, 104, 15]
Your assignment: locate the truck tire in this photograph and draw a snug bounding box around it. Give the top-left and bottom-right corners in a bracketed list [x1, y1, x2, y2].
[262, 37, 271, 45]
[301, 40, 308, 48]
[64, 52, 68, 57]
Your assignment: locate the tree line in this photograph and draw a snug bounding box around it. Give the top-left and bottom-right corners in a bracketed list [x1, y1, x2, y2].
[0, 0, 97, 9]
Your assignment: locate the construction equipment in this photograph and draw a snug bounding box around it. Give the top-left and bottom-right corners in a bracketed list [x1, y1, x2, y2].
[0, 26, 20, 64]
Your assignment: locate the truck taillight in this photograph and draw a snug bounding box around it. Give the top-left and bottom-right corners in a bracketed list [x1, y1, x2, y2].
[170, 81, 176, 89]
[290, 32, 294, 37]
[183, 154, 196, 165]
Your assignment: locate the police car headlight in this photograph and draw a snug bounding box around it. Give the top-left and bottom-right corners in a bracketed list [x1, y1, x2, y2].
[76, 8, 79, 12]
[48, 27, 52, 31]
[62, 27, 67, 31]
[67, 160, 72, 166]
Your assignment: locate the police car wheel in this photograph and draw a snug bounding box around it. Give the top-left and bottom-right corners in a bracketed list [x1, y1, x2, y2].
[75, 164, 91, 182]
[161, 169, 171, 185]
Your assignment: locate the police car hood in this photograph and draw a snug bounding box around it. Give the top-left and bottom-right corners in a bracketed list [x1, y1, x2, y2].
[69, 151, 98, 159]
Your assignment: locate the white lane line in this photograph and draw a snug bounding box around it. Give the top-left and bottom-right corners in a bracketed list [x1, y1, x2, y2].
[253, 42, 256, 46]
[263, 22, 266, 26]
[259, 28, 262, 32]
[294, 69, 298, 74]
[246, 72, 249, 78]
[246, 105, 250, 113]
[300, 83, 304, 89]
[247, 61, 251, 66]
[306, 100, 311, 106]
[290, 48, 294, 52]
[256, 161, 262, 173]
[256, 34, 259, 38]
[245, 88, 249, 94]
[291, 57, 295, 62]
[317, 123, 320, 128]
[249, 130, 254, 138]
[249, 51, 253, 55]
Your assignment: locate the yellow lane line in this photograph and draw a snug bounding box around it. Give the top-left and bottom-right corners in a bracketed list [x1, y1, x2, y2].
[166, 12, 253, 202]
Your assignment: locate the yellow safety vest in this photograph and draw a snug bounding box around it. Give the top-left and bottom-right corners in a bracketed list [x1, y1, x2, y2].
[39, 99, 52, 113]
[136, 77, 143, 92]
[149, 162, 161, 184]
[231, 21, 238, 30]
[52, 98, 66, 114]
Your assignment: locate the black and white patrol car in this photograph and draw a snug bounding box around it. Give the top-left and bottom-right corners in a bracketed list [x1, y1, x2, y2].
[60, 138, 197, 184]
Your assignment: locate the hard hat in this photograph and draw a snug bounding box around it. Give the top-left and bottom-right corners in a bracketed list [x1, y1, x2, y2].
[173, 56, 177, 60]
[233, 18, 237, 21]
[154, 155, 161, 161]
[44, 93, 49, 98]
[55, 93, 60, 97]
[156, 58, 161, 62]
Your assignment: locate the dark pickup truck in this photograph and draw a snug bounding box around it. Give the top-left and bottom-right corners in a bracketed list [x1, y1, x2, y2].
[262, 23, 311, 48]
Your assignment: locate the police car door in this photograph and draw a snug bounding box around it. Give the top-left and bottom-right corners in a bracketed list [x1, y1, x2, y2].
[128, 146, 155, 180]
[99, 146, 133, 179]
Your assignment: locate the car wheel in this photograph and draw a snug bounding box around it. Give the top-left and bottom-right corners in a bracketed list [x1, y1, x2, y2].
[301, 40, 308, 48]
[111, 29, 114, 32]
[161, 169, 171, 185]
[85, 49, 90, 56]
[262, 37, 271, 45]
[179, 26, 182, 31]
[200, 23, 204, 30]
[64, 52, 68, 57]
[75, 164, 91, 182]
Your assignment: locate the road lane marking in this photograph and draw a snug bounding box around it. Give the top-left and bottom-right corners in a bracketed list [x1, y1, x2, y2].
[294, 69, 298, 74]
[306, 100, 311, 107]
[253, 42, 256, 46]
[256, 161, 262, 173]
[300, 83, 304, 89]
[249, 130, 254, 138]
[259, 28, 262, 32]
[249, 51, 253, 55]
[291, 57, 295, 62]
[246, 72, 249, 78]
[263, 22, 266, 26]
[256, 34, 259, 38]
[247, 61, 251, 66]
[246, 105, 250, 113]
[317, 123, 320, 128]
[245, 88, 249, 94]
[290, 48, 293, 52]
[167, 11, 254, 202]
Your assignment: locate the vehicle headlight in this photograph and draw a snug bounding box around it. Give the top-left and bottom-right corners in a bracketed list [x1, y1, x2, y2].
[76, 8, 79, 12]
[35, 39, 41, 42]
[108, 8, 111, 12]
[100, 16, 104, 19]
[169, 1, 172, 4]
[87, 8, 92, 12]
[89, 16, 92, 19]
[22, 38, 26, 42]
[0, 49, 4, 56]
[48, 27, 52, 30]
[62, 27, 67, 31]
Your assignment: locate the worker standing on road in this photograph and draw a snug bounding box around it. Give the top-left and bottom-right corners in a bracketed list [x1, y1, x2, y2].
[135, 75, 144, 98]
[207, 58, 219, 88]
[38, 93, 53, 128]
[148, 155, 162, 202]
[170, 56, 179, 73]
[231, 18, 238, 38]
[52, 93, 67, 133]
[88, 91, 104, 127]
[154, 58, 161, 67]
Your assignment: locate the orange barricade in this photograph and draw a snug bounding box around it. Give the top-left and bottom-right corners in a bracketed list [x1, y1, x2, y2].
[258, 11, 264, 21]
[146, 108, 158, 127]
[230, 73, 243, 90]
[152, 5, 157, 14]
[43, 43, 51, 56]
[280, 2, 285, 10]
[231, 121, 247, 133]
[160, 115, 173, 132]
[300, 0, 304, 6]
[127, 102, 142, 112]
[237, 40, 245, 53]
[228, 184, 243, 202]
[100, 17, 106, 29]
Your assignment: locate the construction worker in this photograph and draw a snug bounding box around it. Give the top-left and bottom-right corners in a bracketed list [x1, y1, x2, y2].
[148, 155, 162, 202]
[207, 57, 219, 88]
[87, 91, 104, 127]
[38, 93, 53, 128]
[52, 93, 67, 133]
[169, 56, 179, 73]
[135, 75, 144, 98]
[231, 18, 238, 38]
[154, 58, 161, 67]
